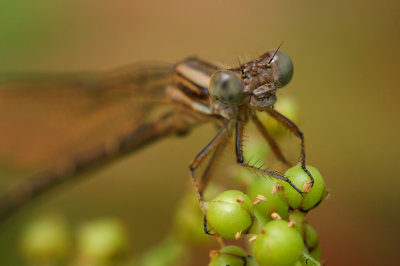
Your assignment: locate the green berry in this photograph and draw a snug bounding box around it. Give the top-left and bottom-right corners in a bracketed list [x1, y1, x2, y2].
[206, 190, 254, 239]
[253, 220, 304, 266]
[78, 218, 128, 262]
[303, 223, 319, 249]
[19, 214, 71, 264]
[247, 176, 289, 224]
[209, 252, 244, 266]
[219, 245, 247, 257]
[209, 246, 253, 266]
[280, 165, 326, 211]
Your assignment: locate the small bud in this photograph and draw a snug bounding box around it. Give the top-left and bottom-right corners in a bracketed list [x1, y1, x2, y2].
[288, 221, 297, 228]
[252, 194, 267, 205]
[236, 195, 245, 203]
[209, 249, 219, 258]
[256, 194, 267, 201]
[248, 235, 258, 242]
[303, 181, 312, 192]
[234, 231, 242, 240]
[271, 212, 282, 220]
[272, 183, 283, 194]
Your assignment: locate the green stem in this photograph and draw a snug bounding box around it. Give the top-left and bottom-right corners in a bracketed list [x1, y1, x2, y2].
[301, 252, 321, 266]
[288, 209, 306, 234]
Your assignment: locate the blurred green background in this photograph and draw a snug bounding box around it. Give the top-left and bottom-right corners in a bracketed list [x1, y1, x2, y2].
[0, 0, 399, 265]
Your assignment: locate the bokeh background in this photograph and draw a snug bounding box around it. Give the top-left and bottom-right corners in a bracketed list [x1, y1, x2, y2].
[0, 0, 399, 265]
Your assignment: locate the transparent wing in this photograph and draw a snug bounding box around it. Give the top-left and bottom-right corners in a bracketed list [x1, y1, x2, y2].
[0, 63, 172, 170]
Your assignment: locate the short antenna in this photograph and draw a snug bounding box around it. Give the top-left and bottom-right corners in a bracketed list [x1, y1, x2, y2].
[268, 41, 284, 65]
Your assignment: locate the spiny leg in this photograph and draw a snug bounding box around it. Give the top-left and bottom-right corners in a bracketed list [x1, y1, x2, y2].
[189, 123, 232, 235]
[251, 113, 291, 168]
[198, 137, 229, 197]
[235, 119, 303, 194]
[189, 123, 232, 215]
[265, 108, 314, 185]
[198, 137, 229, 236]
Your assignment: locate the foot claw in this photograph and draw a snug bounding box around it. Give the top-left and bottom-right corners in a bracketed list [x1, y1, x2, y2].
[203, 215, 214, 235]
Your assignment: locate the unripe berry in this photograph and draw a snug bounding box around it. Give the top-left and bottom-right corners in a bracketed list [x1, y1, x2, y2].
[77, 218, 129, 263]
[280, 165, 326, 211]
[209, 246, 257, 266]
[19, 214, 71, 264]
[206, 190, 254, 239]
[253, 220, 304, 266]
[247, 176, 289, 224]
[209, 246, 247, 266]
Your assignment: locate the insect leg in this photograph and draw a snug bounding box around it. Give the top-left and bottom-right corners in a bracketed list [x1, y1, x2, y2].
[198, 137, 229, 196]
[189, 122, 232, 215]
[264, 108, 314, 185]
[235, 119, 303, 194]
[198, 140, 228, 236]
[251, 113, 291, 167]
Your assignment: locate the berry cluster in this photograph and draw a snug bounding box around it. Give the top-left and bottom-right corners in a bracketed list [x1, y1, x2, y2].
[207, 164, 326, 266]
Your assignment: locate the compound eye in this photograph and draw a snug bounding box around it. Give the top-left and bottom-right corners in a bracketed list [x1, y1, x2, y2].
[269, 49, 294, 88]
[209, 70, 244, 106]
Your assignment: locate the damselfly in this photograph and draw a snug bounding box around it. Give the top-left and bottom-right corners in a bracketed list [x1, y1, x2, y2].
[0, 48, 313, 221]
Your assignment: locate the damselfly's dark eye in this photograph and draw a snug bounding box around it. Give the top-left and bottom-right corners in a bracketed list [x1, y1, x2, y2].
[209, 70, 244, 106]
[269, 50, 294, 88]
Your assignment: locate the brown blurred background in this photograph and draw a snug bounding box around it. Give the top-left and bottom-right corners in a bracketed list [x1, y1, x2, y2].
[0, 0, 399, 265]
